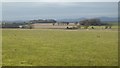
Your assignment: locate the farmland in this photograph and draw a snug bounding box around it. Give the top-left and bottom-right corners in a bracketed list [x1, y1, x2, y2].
[2, 28, 118, 66]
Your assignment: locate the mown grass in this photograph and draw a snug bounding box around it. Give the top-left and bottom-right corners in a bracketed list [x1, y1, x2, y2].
[2, 29, 118, 66]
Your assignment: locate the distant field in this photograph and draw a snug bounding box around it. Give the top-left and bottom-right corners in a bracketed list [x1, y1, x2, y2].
[2, 28, 118, 66]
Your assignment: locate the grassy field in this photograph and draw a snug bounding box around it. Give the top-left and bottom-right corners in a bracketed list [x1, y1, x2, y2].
[2, 28, 118, 66]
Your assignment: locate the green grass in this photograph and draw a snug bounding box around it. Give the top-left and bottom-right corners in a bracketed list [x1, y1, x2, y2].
[0, 30, 2, 67]
[2, 29, 118, 66]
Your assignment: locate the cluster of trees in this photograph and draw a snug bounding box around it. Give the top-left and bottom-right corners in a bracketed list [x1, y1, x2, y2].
[2, 22, 25, 28]
[80, 18, 101, 26]
[2, 22, 33, 29]
[30, 19, 56, 24]
[79, 18, 112, 29]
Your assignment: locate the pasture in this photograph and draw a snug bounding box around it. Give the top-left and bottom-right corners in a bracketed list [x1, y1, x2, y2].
[2, 28, 118, 66]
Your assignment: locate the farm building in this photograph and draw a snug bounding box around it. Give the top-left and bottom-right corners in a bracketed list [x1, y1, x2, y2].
[30, 19, 79, 29]
[32, 23, 78, 29]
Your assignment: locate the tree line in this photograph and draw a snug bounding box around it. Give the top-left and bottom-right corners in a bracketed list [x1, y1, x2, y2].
[2, 18, 112, 29]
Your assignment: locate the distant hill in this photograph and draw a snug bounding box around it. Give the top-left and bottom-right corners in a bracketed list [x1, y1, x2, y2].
[2, 17, 118, 23]
[57, 17, 118, 23]
[57, 18, 87, 22]
[98, 17, 118, 22]
[2, 20, 26, 23]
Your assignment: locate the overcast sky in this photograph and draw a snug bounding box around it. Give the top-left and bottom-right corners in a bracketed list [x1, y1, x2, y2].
[2, 2, 118, 21]
[1, 0, 119, 2]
